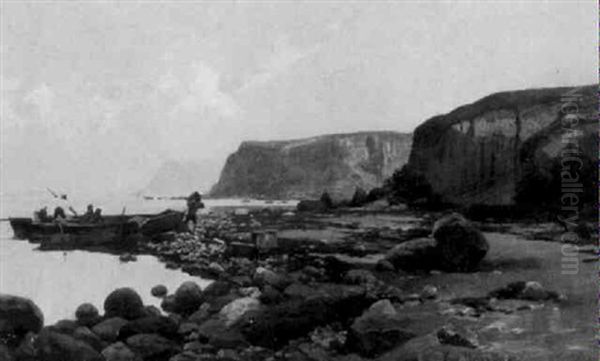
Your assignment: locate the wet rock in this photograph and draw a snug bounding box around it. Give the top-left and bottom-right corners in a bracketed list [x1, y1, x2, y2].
[348, 299, 416, 357]
[161, 295, 177, 313]
[202, 280, 233, 300]
[383, 237, 439, 271]
[0, 294, 44, 345]
[144, 306, 162, 317]
[73, 326, 104, 352]
[0, 345, 13, 361]
[420, 285, 438, 300]
[196, 318, 249, 349]
[35, 327, 103, 361]
[104, 288, 146, 320]
[226, 242, 257, 258]
[343, 269, 378, 285]
[151, 285, 168, 298]
[432, 213, 489, 271]
[436, 325, 478, 348]
[125, 333, 180, 361]
[253, 267, 292, 290]
[92, 317, 129, 342]
[187, 304, 211, 325]
[219, 297, 262, 327]
[309, 325, 347, 351]
[51, 319, 79, 334]
[258, 285, 284, 305]
[119, 253, 137, 262]
[237, 283, 371, 349]
[76, 303, 101, 327]
[173, 281, 204, 315]
[12, 331, 36, 361]
[238, 286, 261, 299]
[118, 316, 179, 341]
[489, 281, 561, 301]
[101, 341, 141, 361]
[375, 259, 395, 272]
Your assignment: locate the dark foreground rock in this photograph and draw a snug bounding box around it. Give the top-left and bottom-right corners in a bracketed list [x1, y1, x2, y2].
[432, 213, 489, 271]
[104, 288, 146, 320]
[35, 327, 103, 361]
[0, 295, 44, 347]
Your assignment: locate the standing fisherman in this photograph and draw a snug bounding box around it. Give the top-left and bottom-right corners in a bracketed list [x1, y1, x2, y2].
[184, 191, 204, 231]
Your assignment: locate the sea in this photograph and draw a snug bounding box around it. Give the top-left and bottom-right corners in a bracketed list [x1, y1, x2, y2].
[0, 191, 291, 324]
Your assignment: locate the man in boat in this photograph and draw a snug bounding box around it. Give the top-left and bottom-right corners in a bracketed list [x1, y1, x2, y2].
[34, 207, 51, 222]
[53, 206, 67, 221]
[91, 208, 103, 223]
[80, 204, 94, 222]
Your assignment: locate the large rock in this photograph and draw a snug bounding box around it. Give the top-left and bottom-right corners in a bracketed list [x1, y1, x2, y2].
[172, 282, 204, 315]
[117, 316, 179, 341]
[102, 342, 142, 361]
[219, 297, 262, 327]
[0, 294, 44, 344]
[432, 213, 489, 271]
[104, 288, 145, 320]
[125, 333, 180, 361]
[348, 299, 416, 357]
[35, 327, 103, 361]
[73, 326, 104, 352]
[92, 317, 129, 342]
[196, 318, 249, 349]
[253, 267, 292, 291]
[383, 237, 439, 271]
[150, 285, 168, 298]
[237, 283, 372, 349]
[76, 303, 101, 327]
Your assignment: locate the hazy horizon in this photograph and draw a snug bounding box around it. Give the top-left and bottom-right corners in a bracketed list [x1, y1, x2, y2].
[1, 1, 597, 198]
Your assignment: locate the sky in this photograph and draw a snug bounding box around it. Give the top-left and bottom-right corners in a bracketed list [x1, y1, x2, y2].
[1, 1, 597, 197]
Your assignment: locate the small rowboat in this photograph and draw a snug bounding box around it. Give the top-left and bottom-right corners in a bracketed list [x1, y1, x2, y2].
[8, 210, 185, 248]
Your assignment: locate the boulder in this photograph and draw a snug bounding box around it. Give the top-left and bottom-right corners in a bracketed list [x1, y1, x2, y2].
[202, 280, 232, 300]
[104, 288, 145, 320]
[432, 213, 489, 271]
[51, 319, 79, 334]
[348, 299, 416, 357]
[237, 283, 371, 349]
[0, 294, 44, 344]
[343, 269, 378, 285]
[489, 281, 561, 301]
[383, 237, 440, 271]
[160, 295, 177, 313]
[258, 285, 284, 305]
[92, 317, 129, 342]
[35, 327, 103, 361]
[125, 333, 180, 361]
[73, 326, 104, 352]
[196, 318, 249, 349]
[219, 297, 262, 327]
[253, 267, 292, 291]
[117, 316, 179, 341]
[101, 342, 142, 361]
[173, 282, 204, 315]
[436, 325, 478, 349]
[76, 303, 101, 327]
[150, 285, 168, 298]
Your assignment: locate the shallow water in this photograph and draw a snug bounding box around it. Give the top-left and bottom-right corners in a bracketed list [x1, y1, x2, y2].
[0, 195, 293, 324]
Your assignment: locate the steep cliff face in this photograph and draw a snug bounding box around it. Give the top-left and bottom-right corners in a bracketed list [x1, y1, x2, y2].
[407, 85, 597, 206]
[210, 132, 412, 199]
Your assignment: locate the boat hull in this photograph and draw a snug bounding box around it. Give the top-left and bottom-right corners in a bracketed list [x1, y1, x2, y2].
[8, 210, 185, 248]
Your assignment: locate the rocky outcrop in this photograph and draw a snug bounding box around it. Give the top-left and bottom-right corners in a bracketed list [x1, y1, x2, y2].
[210, 131, 412, 199]
[406, 85, 597, 207]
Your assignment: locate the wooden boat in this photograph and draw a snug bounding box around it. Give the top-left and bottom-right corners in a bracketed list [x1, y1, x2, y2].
[8, 210, 185, 248]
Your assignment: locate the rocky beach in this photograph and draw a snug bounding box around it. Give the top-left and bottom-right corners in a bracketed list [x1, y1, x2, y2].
[1, 202, 596, 361]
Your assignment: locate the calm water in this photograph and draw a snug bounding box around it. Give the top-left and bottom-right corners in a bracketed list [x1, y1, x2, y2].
[0, 193, 292, 324]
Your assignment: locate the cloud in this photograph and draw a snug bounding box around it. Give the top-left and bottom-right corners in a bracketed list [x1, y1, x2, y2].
[165, 62, 239, 120]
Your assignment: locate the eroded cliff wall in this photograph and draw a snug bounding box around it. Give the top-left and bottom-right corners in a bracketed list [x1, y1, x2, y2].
[407, 85, 597, 206]
[210, 131, 412, 199]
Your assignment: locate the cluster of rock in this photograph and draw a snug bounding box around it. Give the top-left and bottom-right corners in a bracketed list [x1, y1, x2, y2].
[0, 269, 564, 361]
[380, 213, 489, 272]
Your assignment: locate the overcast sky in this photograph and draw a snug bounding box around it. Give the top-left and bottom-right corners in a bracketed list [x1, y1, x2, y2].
[1, 1, 597, 196]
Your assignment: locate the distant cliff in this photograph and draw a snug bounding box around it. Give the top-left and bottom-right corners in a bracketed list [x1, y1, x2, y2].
[405, 85, 597, 207]
[210, 131, 412, 199]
